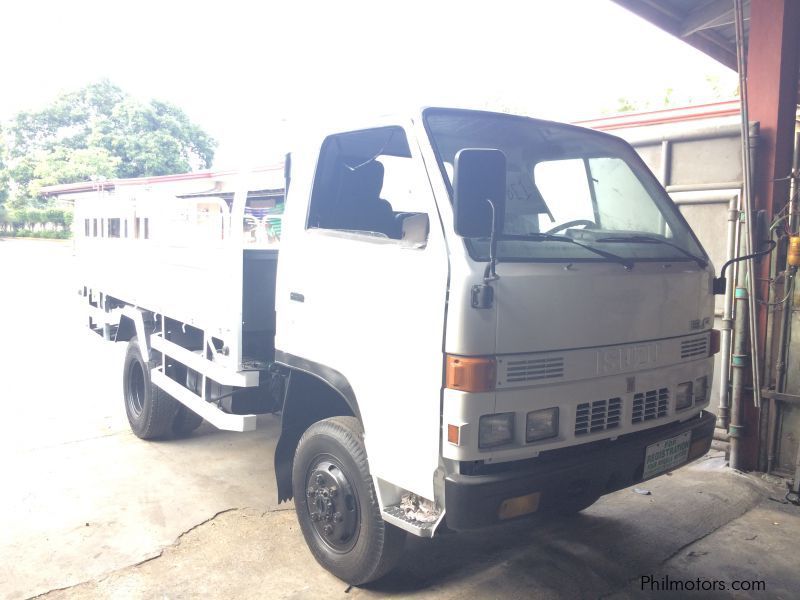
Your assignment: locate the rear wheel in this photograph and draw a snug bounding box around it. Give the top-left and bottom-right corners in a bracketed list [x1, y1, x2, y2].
[172, 405, 204, 436]
[292, 417, 406, 585]
[123, 337, 180, 439]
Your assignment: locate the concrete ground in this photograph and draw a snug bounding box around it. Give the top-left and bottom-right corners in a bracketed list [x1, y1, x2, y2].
[2, 238, 799, 600]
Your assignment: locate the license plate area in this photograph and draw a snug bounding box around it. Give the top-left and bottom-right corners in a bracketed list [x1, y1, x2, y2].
[643, 431, 691, 479]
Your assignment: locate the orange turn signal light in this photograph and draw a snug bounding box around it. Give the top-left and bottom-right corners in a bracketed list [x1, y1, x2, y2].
[447, 424, 461, 445]
[498, 492, 541, 520]
[446, 355, 496, 393]
[709, 329, 721, 356]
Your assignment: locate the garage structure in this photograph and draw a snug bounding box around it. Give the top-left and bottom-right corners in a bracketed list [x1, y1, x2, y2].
[612, 0, 800, 481]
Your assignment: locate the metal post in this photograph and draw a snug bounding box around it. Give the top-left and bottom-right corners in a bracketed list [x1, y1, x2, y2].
[716, 196, 740, 429]
[738, 0, 800, 470]
[734, 0, 762, 409]
[729, 286, 749, 470]
[230, 175, 248, 372]
[659, 140, 671, 237]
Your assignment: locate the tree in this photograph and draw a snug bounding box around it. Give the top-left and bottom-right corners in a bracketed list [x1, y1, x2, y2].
[27, 147, 120, 198]
[4, 79, 216, 205]
[0, 125, 8, 206]
[609, 76, 738, 116]
[90, 98, 216, 178]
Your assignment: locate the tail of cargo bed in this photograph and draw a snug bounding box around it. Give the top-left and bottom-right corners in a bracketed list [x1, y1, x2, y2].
[75, 173, 286, 433]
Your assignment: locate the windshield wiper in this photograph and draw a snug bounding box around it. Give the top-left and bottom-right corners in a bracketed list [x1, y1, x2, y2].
[499, 233, 634, 270]
[594, 235, 707, 268]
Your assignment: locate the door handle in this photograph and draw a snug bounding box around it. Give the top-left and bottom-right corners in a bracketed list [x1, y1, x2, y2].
[290, 292, 305, 303]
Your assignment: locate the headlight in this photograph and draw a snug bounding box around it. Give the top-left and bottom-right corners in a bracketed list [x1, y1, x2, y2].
[694, 376, 708, 405]
[676, 381, 693, 411]
[479, 412, 514, 448]
[526, 407, 559, 442]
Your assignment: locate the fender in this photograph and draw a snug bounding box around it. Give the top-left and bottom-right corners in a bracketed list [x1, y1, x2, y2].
[274, 351, 361, 419]
[273, 351, 361, 502]
[118, 306, 153, 361]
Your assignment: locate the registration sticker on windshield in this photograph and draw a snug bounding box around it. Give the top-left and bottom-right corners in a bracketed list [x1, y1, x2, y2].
[643, 431, 691, 479]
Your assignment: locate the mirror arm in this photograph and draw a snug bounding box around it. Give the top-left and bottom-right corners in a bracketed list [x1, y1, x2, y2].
[485, 198, 500, 283]
[713, 239, 777, 295]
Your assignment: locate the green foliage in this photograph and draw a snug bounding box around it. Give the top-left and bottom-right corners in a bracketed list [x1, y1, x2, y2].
[0, 206, 73, 239]
[615, 97, 638, 114]
[28, 147, 120, 197]
[609, 77, 738, 116]
[4, 79, 216, 205]
[0, 229, 71, 239]
[0, 125, 8, 205]
[91, 98, 216, 178]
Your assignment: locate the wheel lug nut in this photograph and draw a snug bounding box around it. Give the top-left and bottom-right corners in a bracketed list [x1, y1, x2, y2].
[329, 486, 338, 497]
[334, 512, 343, 523]
[323, 525, 333, 535]
[307, 488, 315, 497]
[316, 475, 325, 485]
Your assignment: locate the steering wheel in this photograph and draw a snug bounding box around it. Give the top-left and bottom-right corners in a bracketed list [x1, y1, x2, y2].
[545, 219, 598, 235]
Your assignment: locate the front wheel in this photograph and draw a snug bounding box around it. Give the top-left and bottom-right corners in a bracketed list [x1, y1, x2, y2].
[292, 417, 406, 585]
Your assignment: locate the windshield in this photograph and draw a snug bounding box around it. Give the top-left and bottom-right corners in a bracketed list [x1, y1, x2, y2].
[423, 108, 706, 264]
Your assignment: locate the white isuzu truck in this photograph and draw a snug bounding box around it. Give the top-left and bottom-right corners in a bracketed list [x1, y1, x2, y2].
[76, 108, 719, 584]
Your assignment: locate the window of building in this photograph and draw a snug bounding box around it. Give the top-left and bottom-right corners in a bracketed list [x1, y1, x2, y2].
[108, 218, 121, 238]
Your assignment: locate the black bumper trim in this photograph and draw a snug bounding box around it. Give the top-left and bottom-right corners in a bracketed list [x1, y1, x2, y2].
[444, 411, 716, 530]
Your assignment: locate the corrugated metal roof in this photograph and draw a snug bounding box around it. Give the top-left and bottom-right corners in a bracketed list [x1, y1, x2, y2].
[611, 0, 749, 71]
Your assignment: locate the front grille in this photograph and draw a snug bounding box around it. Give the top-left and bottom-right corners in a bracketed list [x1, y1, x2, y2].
[503, 356, 564, 384]
[575, 397, 621, 436]
[681, 337, 708, 358]
[632, 388, 669, 423]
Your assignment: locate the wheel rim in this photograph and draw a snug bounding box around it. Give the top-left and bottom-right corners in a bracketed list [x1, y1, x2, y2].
[304, 457, 360, 553]
[126, 361, 146, 417]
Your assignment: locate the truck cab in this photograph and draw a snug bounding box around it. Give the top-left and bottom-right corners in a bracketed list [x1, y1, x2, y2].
[274, 108, 716, 581]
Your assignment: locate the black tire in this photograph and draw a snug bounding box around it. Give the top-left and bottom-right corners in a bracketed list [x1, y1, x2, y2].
[123, 337, 180, 440]
[292, 417, 406, 585]
[172, 405, 204, 437]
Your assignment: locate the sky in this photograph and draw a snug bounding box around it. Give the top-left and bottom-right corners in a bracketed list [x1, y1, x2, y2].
[1, 0, 739, 169]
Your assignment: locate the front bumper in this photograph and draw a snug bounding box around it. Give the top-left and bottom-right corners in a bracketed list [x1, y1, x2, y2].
[444, 410, 715, 530]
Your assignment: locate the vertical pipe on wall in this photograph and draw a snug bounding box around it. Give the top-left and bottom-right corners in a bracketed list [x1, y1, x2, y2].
[716, 196, 740, 429]
[730, 286, 750, 470]
[734, 0, 762, 408]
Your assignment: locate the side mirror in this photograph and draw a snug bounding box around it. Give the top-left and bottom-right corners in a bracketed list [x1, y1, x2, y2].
[453, 149, 507, 237]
